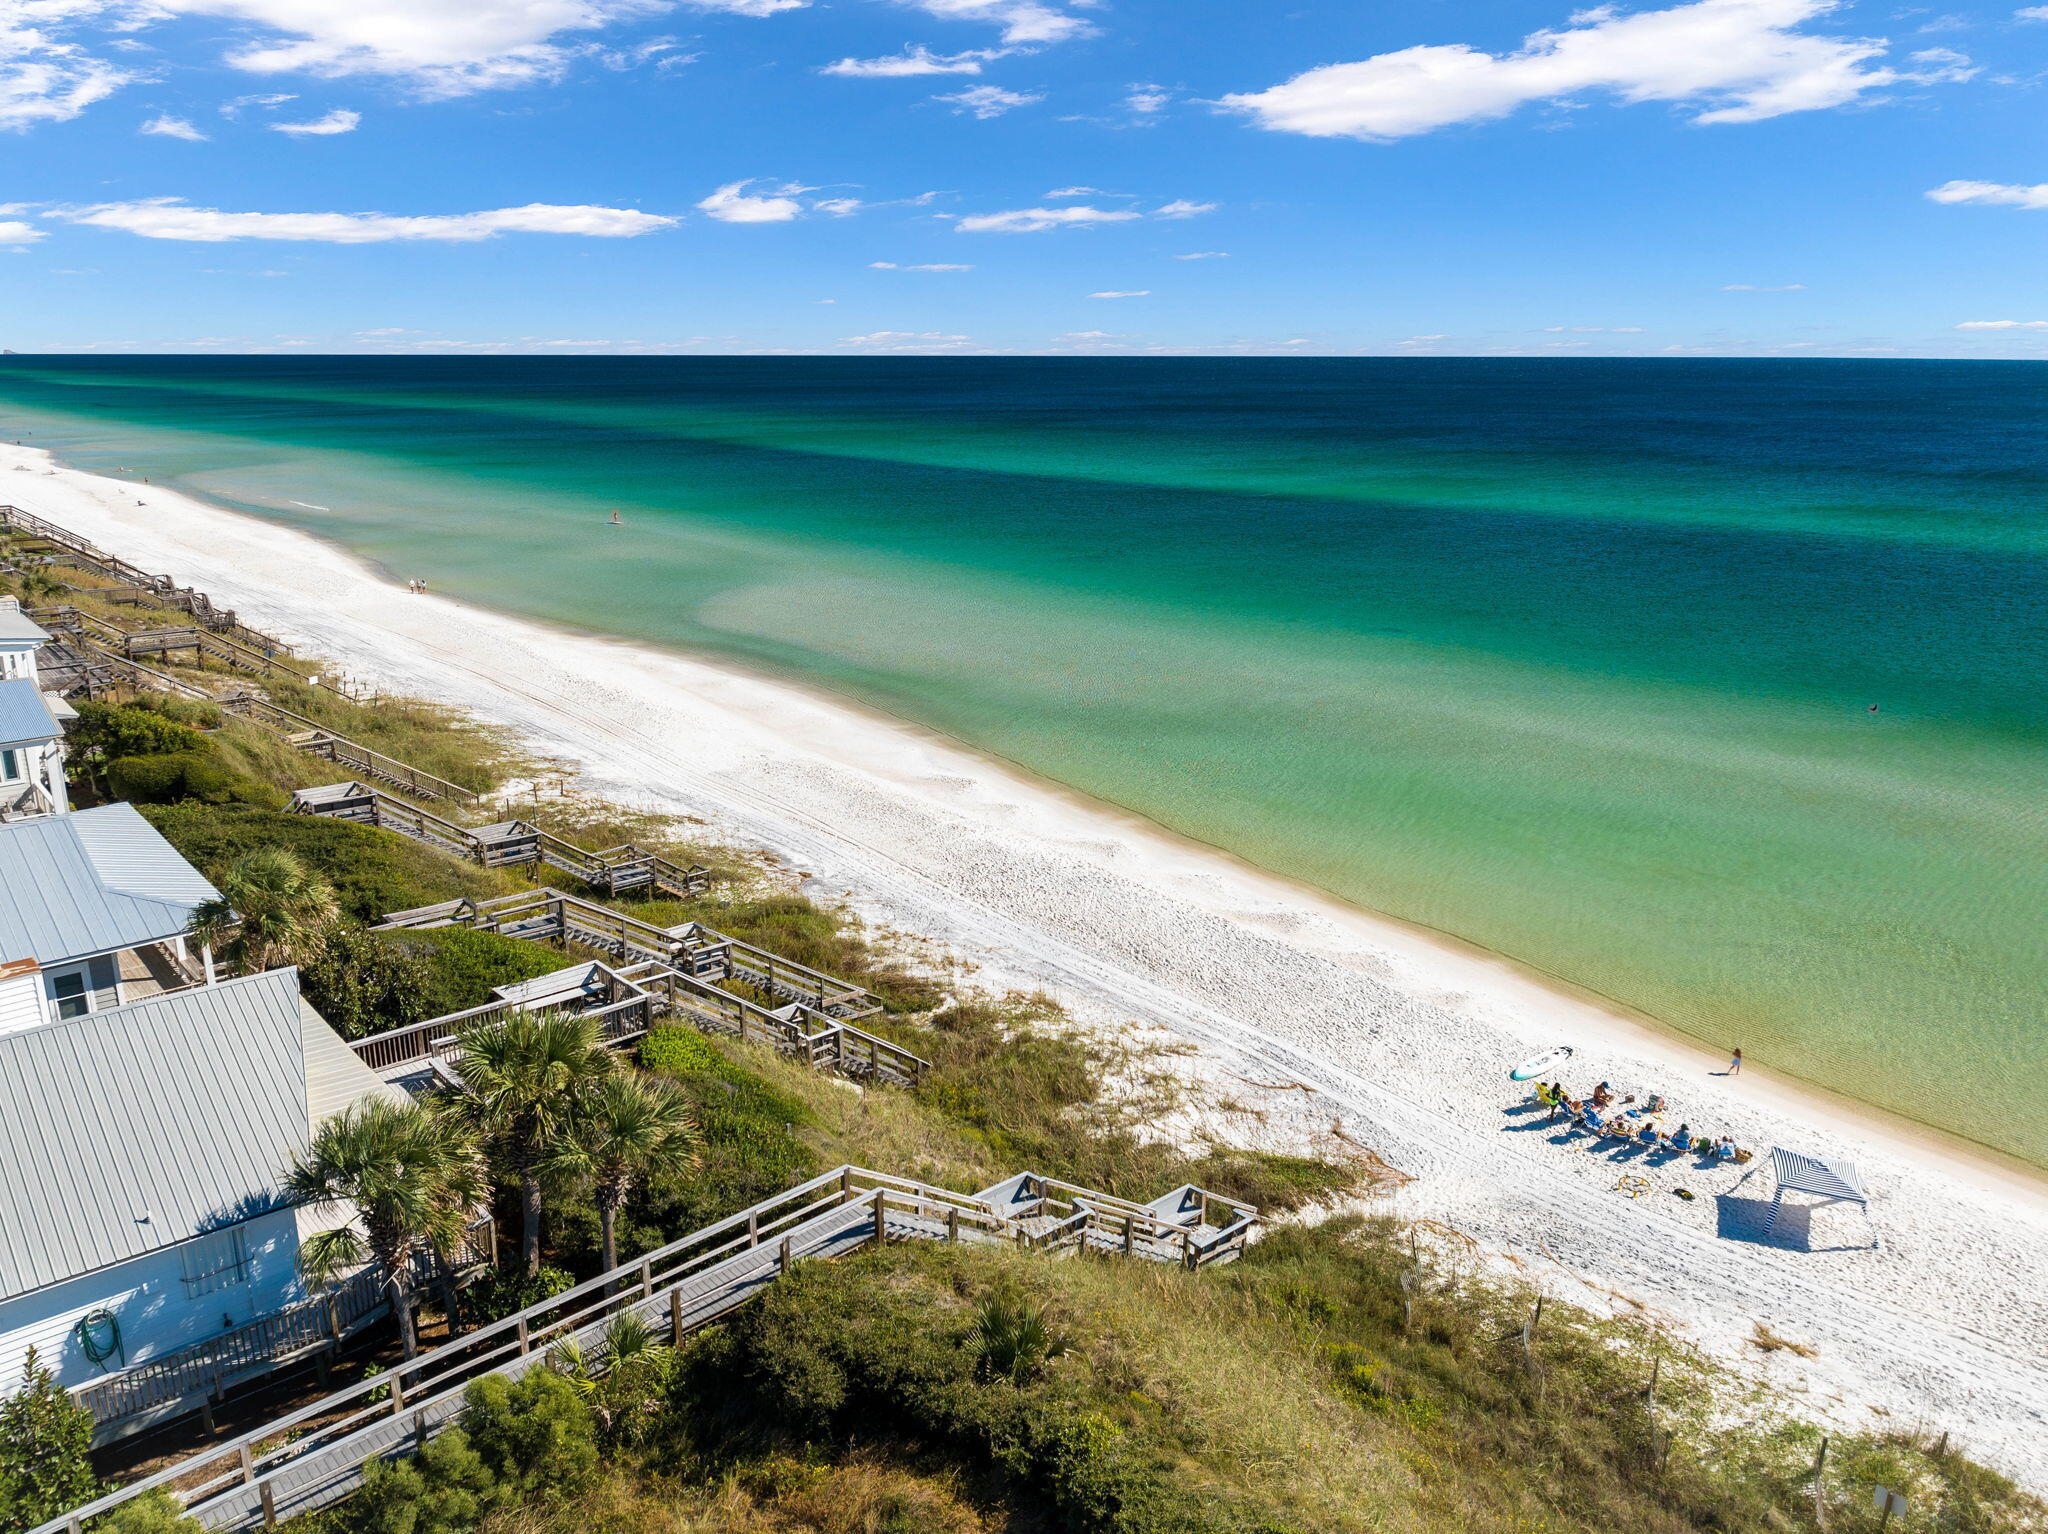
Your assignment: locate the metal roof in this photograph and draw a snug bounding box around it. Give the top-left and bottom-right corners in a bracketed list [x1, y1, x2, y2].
[0, 969, 314, 1299]
[0, 802, 218, 965]
[0, 603, 50, 644]
[0, 678, 59, 749]
[1769, 1147, 1869, 1204]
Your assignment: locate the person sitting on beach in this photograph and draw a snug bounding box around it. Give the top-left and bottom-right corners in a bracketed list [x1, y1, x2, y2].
[1644, 1094, 1667, 1114]
[1714, 1135, 1738, 1160]
[1590, 1083, 1614, 1109]
[1666, 1122, 1691, 1153]
[1636, 1121, 1659, 1146]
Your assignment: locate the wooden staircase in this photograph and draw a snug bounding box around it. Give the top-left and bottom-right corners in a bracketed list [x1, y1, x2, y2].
[294, 782, 711, 901]
[370, 886, 879, 1020]
[348, 955, 924, 1091]
[221, 694, 479, 806]
[35, 1167, 1259, 1534]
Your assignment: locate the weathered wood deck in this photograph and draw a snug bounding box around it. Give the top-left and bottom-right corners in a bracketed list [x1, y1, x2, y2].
[222, 695, 479, 805]
[37, 1168, 1258, 1534]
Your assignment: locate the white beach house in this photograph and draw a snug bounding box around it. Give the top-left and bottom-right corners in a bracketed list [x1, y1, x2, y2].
[0, 596, 73, 821]
[0, 969, 403, 1440]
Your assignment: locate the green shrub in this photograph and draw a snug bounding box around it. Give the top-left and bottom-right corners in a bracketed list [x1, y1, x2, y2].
[104, 751, 278, 808]
[70, 700, 206, 763]
[464, 1264, 576, 1325]
[0, 1348, 99, 1529]
[390, 928, 571, 1019]
[95, 1487, 210, 1533]
[349, 1428, 500, 1534]
[298, 926, 436, 1039]
[459, 1371, 600, 1503]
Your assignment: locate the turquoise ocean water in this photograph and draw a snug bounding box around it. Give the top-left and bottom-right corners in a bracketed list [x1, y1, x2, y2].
[0, 357, 2041, 1165]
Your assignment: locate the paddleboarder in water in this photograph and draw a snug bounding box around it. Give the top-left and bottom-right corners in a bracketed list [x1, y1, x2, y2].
[609, 509, 622, 526]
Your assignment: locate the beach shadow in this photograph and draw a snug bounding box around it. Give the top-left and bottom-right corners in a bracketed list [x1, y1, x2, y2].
[1717, 1193, 1817, 1250]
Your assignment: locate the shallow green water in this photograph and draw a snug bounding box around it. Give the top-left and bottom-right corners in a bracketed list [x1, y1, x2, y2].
[1, 357, 2041, 1163]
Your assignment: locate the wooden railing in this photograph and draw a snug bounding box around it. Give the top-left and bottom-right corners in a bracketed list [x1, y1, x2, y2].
[347, 948, 922, 1088]
[34, 1167, 1253, 1534]
[222, 695, 479, 805]
[69, 1219, 494, 1441]
[370, 887, 878, 1021]
[294, 783, 710, 900]
[0, 504, 285, 652]
[26, 605, 350, 699]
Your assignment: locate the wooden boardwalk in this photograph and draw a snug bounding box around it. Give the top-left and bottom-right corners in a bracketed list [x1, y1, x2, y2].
[349, 952, 925, 1090]
[38, 1168, 1259, 1534]
[224, 696, 479, 806]
[27, 604, 354, 700]
[296, 782, 711, 900]
[0, 503, 285, 653]
[369, 886, 881, 1021]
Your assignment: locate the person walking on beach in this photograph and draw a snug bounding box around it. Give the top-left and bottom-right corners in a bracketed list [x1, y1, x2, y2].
[1727, 1047, 1742, 1076]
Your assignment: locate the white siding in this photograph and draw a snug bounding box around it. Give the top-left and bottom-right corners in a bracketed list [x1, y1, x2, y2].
[0, 969, 41, 1036]
[0, 1210, 303, 1391]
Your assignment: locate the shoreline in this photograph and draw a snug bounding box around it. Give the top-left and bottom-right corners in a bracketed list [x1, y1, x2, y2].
[6, 442, 2048, 1485]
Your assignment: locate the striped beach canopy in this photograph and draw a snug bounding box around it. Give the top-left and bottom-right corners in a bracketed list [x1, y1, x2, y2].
[1768, 1147, 1869, 1206]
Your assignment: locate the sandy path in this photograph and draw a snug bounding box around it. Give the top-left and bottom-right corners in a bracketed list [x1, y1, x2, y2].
[8, 449, 2046, 1486]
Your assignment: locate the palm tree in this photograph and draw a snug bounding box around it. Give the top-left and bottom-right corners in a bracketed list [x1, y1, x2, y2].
[285, 1099, 482, 1360]
[455, 1011, 616, 1277]
[191, 848, 340, 975]
[547, 1074, 698, 1275]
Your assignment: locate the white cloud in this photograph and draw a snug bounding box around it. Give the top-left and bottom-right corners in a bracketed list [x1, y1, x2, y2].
[1054, 329, 1130, 339]
[821, 44, 1000, 76]
[1955, 319, 2048, 329]
[145, 0, 675, 97]
[1397, 334, 1449, 342]
[1721, 281, 1806, 289]
[1172, 250, 1228, 259]
[812, 197, 864, 216]
[0, 219, 43, 245]
[220, 92, 296, 115]
[1927, 178, 2048, 208]
[870, 260, 974, 269]
[936, 83, 1039, 116]
[141, 113, 208, 139]
[1045, 185, 1098, 196]
[57, 198, 677, 242]
[270, 107, 360, 134]
[1090, 289, 1149, 297]
[954, 204, 1142, 232]
[685, 0, 804, 12]
[696, 179, 806, 222]
[1541, 324, 1645, 331]
[1153, 199, 1215, 218]
[1221, 0, 1936, 141]
[0, 0, 131, 130]
[1124, 83, 1170, 113]
[2018, 5, 2048, 17]
[839, 329, 973, 349]
[890, 0, 1091, 45]
[1905, 45, 1976, 79]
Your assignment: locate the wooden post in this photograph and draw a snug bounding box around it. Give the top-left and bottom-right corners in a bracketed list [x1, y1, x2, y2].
[840, 1168, 855, 1204]
[1123, 1216, 1135, 1255]
[1811, 1435, 1829, 1531]
[1520, 1297, 1544, 1381]
[389, 1369, 406, 1414]
[872, 1191, 888, 1244]
[639, 1260, 655, 1301]
[747, 1211, 760, 1246]
[516, 1317, 530, 1356]
[670, 1287, 684, 1344]
[947, 1205, 960, 1242]
[1646, 1356, 1660, 1409]
[778, 1236, 793, 1275]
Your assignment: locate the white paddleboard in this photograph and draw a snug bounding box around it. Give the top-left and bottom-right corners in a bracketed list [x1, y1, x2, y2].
[1510, 1045, 1573, 1081]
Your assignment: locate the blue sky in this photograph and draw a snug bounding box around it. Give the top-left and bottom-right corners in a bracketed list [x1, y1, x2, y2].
[5, 0, 2048, 356]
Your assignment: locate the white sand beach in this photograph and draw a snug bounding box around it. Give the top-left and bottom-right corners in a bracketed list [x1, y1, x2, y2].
[7, 445, 2046, 1486]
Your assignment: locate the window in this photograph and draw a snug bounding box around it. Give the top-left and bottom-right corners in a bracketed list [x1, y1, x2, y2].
[178, 1229, 250, 1298]
[46, 968, 88, 1020]
[0, 749, 19, 783]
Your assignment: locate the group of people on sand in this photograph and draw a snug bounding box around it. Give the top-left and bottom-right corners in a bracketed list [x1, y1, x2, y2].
[1531, 1080, 1746, 1162]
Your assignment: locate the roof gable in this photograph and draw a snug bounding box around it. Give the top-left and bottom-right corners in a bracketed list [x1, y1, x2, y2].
[0, 803, 218, 965]
[0, 680, 58, 750]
